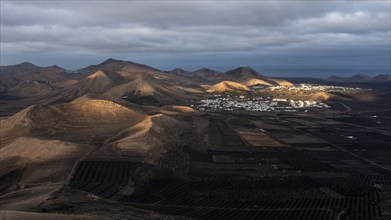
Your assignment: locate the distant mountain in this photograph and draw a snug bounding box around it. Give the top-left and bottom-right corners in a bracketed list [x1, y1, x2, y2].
[167, 66, 293, 86]
[192, 68, 222, 78]
[61, 70, 127, 98]
[369, 74, 391, 82]
[0, 59, 296, 105]
[348, 74, 371, 82]
[77, 58, 161, 76]
[219, 67, 292, 86]
[167, 67, 222, 82]
[327, 75, 345, 81]
[0, 62, 69, 96]
[170, 68, 190, 76]
[0, 62, 67, 78]
[225, 67, 262, 79]
[0, 62, 38, 75]
[326, 74, 391, 83]
[182, 68, 222, 82]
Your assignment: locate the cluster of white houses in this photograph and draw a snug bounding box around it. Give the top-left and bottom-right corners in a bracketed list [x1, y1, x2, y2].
[25, 80, 53, 84]
[195, 96, 329, 112]
[288, 100, 329, 108]
[270, 84, 361, 91]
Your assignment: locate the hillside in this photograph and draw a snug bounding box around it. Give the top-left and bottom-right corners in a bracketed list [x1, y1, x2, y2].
[59, 70, 126, 99]
[268, 78, 294, 86]
[105, 73, 196, 104]
[0, 99, 146, 146]
[0, 99, 148, 205]
[0, 60, 298, 116]
[169, 68, 190, 76]
[224, 67, 262, 81]
[191, 68, 222, 81]
[242, 78, 273, 87]
[219, 67, 292, 86]
[207, 81, 250, 93]
[77, 58, 161, 76]
[0, 62, 66, 78]
[0, 62, 69, 97]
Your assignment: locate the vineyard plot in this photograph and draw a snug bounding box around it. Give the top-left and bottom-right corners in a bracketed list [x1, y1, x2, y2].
[69, 161, 140, 199]
[207, 119, 246, 147]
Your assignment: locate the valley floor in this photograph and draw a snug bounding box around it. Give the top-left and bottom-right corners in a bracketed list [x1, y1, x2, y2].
[3, 108, 387, 220]
[1, 80, 390, 219]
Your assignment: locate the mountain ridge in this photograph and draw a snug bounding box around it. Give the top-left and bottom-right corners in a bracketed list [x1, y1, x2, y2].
[327, 74, 391, 82]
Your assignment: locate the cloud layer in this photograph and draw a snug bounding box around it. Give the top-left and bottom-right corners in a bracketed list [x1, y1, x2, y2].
[1, 1, 390, 76]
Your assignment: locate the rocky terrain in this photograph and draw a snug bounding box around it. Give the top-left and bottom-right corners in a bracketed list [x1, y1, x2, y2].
[1, 59, 390, 220]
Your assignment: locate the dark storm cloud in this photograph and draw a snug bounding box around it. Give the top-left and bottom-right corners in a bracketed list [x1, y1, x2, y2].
[1, 1, 390, 76]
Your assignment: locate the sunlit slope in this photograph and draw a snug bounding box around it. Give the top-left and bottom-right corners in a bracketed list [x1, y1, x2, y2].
[0, 99, 146, 146]
[105, 73, 196, 104]
[207, 81, 250, 93]
[269, 78, 293, 86]
[60, 70, 126, 98]
[242, 78, 273, 87]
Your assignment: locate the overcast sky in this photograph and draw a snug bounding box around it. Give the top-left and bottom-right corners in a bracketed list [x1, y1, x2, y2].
[1, 1, 390, 77]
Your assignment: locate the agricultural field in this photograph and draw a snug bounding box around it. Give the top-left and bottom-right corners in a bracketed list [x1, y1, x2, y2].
[65, 108, 390, 220]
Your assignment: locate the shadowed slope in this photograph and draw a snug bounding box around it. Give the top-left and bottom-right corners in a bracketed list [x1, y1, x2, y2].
[77, 58, 161, 76]
[220, 67, 292, 86]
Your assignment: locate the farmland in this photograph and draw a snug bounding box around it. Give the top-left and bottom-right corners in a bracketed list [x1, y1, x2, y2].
[68, 108, 391, 220]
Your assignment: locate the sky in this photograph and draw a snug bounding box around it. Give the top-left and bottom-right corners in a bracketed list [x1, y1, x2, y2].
[1, 1, 390, 77]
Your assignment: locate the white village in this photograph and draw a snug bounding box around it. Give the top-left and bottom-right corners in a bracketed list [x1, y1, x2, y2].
[269, 84, 362, 92]
[195, 96, 330, 112]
